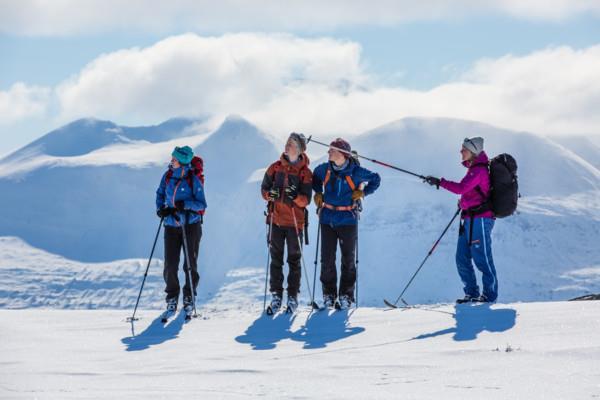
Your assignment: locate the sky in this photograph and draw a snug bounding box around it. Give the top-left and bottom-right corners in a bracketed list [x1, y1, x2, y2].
[1, 1, 600, 156]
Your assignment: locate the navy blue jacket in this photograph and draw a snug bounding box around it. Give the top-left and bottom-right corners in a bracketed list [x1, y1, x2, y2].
[312, 160, 380, 226]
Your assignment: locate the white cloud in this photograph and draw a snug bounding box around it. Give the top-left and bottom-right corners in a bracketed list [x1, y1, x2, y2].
[55, 33, 365, 123]
[0, 83, 50, 124]
[52, 34, 600, 139]
[1, 0, 599, 36]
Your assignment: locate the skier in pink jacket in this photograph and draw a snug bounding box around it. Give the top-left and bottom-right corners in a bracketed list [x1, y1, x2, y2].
[425, 137, 498, 303]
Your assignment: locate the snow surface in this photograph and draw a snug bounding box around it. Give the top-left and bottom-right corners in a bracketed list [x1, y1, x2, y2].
[2, 300, 599, 399]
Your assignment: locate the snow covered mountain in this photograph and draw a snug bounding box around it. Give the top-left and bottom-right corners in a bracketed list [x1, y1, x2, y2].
[2, 117, 204, 160]
[0, 116, 598, 309]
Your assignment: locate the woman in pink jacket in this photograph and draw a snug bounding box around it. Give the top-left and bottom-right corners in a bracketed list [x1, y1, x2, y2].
[425, 137, 498, 303]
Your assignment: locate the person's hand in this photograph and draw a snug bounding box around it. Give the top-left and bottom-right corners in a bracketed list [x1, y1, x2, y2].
[285, 184, 298, 201]
[175, 200, 185, 211]
[351, 189, 364, 201]
[268, 187, 280, 201]
[314, 192, 324, 208]
[424, 176, 441, 189]
[157, 206, 176, 218]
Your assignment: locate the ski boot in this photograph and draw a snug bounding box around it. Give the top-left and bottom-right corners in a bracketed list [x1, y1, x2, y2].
[456, 294, 478, 304]
[323, 294, 336, 309]
[338, 295, 353, 310]
[473, 294, 493, 303]
[183, 295, 194, 321]
[266, 294, 282, 315]
[286, 295, 298, 314]
[161, 297, 177, 323]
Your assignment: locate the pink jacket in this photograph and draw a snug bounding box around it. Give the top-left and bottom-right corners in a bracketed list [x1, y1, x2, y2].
[440, 151, 494, 218]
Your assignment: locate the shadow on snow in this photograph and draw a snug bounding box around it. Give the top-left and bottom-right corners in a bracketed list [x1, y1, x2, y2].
[121, 311, 186, 351]
[412, 303, 517, 342]
[235, 309, 366, 350]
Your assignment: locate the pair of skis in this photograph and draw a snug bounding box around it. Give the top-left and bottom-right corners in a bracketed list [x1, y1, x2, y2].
[160, 306, 196, 323]
[265, 300, 322, 315]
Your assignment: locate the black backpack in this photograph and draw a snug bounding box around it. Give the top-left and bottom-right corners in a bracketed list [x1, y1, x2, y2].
[488, 153, 518, 218]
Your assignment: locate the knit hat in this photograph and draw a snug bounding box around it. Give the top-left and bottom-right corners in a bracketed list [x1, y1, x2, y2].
[288, 132, 307, 153]
[330, 138, 351, 159]
[462, 137, 484, 156]
[171, 145, 194, 165]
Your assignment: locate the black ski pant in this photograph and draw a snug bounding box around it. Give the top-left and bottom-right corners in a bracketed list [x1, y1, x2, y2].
[320, 223, 357, 301]
[163, 222, 202, 301]
[269, 224, 302, 298]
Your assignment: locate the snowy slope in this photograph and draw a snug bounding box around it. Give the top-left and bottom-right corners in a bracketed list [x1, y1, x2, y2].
[552, 134, 600, 169]
[0, 116, 599, 309]
[1, 300, 599, 399]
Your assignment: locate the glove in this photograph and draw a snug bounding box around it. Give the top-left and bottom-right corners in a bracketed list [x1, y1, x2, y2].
[351, 189, 364, 201]
[314, 192, 324, 208]
[285, 184, 298, 201]
[175, 200, 186, 211]
[268, 187, 280, 201]
[424, 176, 441, 189]
[157, 206, 176, 218]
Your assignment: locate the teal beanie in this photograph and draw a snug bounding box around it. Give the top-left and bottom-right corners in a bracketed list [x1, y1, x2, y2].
[171, 146, 194, 165]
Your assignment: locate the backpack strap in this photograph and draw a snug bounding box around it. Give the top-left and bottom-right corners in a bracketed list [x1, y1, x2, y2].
[323, 169, 331, 189]
[323, 168, 356, 189]
[165, 169, 173, 185]
[345, 175, 356, 191]
[186, 169, 195, 192]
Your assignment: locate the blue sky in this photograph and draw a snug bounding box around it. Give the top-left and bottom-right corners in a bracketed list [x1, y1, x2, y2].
[1, 2, 599, 156]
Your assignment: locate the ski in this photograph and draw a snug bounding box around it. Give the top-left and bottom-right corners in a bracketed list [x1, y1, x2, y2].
[384, 299, 399, 309]
[285, 306, 296, 314]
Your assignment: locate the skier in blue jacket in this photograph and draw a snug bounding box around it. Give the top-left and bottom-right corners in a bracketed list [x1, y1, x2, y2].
[312, 138, 381, 309]
[156, 146, 207, 317]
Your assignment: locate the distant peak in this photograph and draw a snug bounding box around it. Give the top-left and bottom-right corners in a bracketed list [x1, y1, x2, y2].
[221, 114, 255, 127]
[60, 117, 117, 131]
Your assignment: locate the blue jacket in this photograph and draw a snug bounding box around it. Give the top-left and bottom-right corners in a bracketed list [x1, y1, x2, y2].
[156, 165, 207, 227]
[312, 160, 381, 226]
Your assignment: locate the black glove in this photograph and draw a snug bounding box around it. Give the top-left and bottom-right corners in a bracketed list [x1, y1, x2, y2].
[285, 184, 298, 201]
[268, 187, 280, 201]
[157, 206, 176, 218]
[424, 176, 441, 189]
[175, 200, 185, 211]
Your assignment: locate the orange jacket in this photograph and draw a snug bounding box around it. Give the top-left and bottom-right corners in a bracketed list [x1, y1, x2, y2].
[261, 153, 313, 230]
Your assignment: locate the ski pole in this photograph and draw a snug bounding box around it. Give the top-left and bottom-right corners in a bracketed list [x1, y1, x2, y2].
[290, 206, 314, 307]
[311, 208, 322, 309]
[353, 182, 366, 308]
[263, 202, 274, 312]
[306, 136, 426, 180]
[355, 220, 359, 308]
[384, 207, 461, 308]
[179, 212, 198, 318]
[127, 216, 164, 322]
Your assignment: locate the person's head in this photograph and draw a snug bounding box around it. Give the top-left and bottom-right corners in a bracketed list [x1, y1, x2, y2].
[328, 138, 351, 166]
[461, 137, 484, 162]
[171, 145, 194, 168]
[285, 132, 306, 161]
